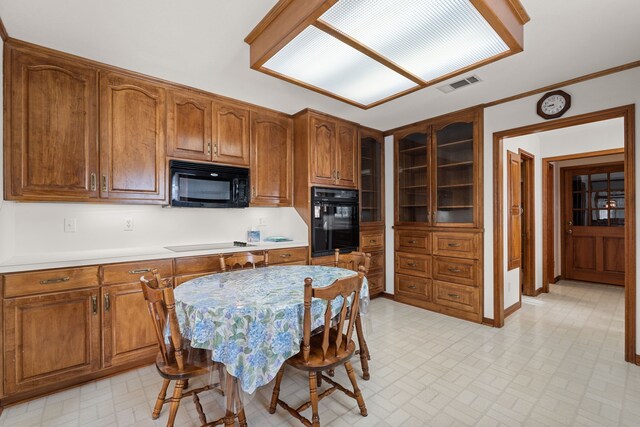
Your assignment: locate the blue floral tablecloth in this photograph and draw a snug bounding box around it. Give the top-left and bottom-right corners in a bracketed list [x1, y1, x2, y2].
[173, 265, 369, 394]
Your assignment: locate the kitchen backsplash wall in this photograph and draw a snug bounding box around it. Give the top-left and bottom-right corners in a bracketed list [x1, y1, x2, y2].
[0, 202, 307, 263]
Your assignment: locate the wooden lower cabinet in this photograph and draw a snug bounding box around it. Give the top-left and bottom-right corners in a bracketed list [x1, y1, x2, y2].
[101, 283, 157, 368]
[268, 247, 308, 265]
[3, 289, 101, 395]
[395, 274, 431, 301]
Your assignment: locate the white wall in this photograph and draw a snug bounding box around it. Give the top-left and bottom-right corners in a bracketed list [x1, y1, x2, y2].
[502, 120, 624, 309]
[483, 67, 640, 347]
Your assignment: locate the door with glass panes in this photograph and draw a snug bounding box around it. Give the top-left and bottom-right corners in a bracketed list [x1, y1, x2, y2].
[563, 163, 624, 285]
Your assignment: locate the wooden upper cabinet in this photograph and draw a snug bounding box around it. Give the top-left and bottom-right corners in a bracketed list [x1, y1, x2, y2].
[310, 116, 336, 186]
[166, 89, 212, 161]
[6, 48, 99, 200]
[335, 122, 358, 188]
[99, 71, 166, 202]
[212, 101, 251, 167]
[250, 110, 293, 206]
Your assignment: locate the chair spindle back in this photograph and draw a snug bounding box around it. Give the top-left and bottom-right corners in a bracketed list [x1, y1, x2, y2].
[219, 251, 268, 271]
[334, 249, 371, 275]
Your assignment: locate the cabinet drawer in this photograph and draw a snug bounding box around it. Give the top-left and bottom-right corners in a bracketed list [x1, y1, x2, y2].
[269, 247, 308, 265]
[368, 251, 385, 272]
[433, 232, 479, 259]
[366, 271, 384, 297]
[101, 259, 173, 285]
[433, 257, 478, 286]
[395, 253, 431, 278]
[395, 274, 431, 301]
[174, 255, 222, 275]
[395, 230, 430, 254]
[433, 281, 479, 313]
[360, 231, 384, 252]
[310, 254, 334, 266]
[3, 266, 99, 298]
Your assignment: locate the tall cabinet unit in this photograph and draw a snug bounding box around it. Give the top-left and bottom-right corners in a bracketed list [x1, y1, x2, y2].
[393, 109, 483, 323]
[360, 127, 385, 297]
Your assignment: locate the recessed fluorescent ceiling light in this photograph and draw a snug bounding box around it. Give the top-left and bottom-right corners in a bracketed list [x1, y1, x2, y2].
[246, 0, 528, 109]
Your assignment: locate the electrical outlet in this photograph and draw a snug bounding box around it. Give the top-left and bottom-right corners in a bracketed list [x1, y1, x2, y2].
[124, 217, 134, 231]
[64, 218, 77, 233]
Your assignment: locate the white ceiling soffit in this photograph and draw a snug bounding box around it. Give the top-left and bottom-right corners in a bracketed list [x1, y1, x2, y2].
[0, 0, 639, 130]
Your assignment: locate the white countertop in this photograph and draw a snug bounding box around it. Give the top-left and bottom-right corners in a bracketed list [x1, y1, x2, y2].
[0, 240, 308, 274]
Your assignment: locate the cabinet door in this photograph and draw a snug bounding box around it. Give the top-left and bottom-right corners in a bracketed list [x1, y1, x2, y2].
[102, 283, 158, 368]
[7, 48, 99, 200]
[250, 110, 293, 206]
[99, 71, 166, 202]
[310, 116, 336, 186]
[167, 89, 212, 161]
[4, 289, 100, 394]
[336, 123, 358, 188]
[360, 129, 384, 224]
[395, 128, 430, 225]
[212, 101, 250, 166]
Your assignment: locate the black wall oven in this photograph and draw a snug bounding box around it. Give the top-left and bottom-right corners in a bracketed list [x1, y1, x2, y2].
[170, 160, 249, 208]
[311, 187, 359, 257]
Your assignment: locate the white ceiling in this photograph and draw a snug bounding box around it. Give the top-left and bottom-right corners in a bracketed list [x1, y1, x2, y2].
[1, 0, 639, 131]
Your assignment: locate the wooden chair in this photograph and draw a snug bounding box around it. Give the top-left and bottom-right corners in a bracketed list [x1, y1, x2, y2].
[219, 251, 268, 271]
[334, 249, 372, 380]
[140, 269, 247, 427]
[269, 268, 368, 427]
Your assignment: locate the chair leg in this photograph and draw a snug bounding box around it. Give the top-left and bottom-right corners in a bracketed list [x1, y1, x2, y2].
[355, 313, 370, 380]
[308, 372, 320, 427]
[235, 378, 248, 427]
[269, 365, 285, 414]
[218, 364, 226, 395]
[224, 373, 236, 427]
[344, 361, 367, 417]
[152, 379, 171, 419]
[167, 379, 185, 427]
[317, 372, 323, 388]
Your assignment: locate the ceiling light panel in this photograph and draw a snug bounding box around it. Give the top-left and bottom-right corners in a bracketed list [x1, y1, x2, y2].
[263, 25, 417, 106]
[319, 0, 510, 82]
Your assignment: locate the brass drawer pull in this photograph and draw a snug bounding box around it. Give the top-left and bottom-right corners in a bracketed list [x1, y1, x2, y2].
[92, 295, 98, 315]
[447, 243, 462, 248]
[369, 239, 377, 244]
[129, 268, 151, 274]
[408, 240, 417, 244]
[448, 268, 462, 273]
[408, 285, 417, 289]
[447, 293, 461, 299]
[40, 276, 70, 285]
[280, 254, 292, 258]
[407, 262, 417, 267]
[104, 294, 111, 312]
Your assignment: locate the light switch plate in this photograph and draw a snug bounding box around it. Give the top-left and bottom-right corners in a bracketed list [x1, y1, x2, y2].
[64, 218, 77, 233]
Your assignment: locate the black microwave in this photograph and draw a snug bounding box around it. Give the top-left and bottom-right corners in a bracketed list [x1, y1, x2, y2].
[169, 160, 249, 208]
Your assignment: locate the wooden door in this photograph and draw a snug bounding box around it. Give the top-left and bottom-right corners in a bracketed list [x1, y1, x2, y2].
[250, 110, 293, 206]
[166, 89, 212, 161]
[310, 116, 336, 186]
[3, 289, 101, 394]
[102, 283, 158, 368]
[212, 101, 250, 166]
[507, 151, 521, 270]
[7, 48, 99, 200]
[99, 71, 166, 202]
[563, 164, 625, 285]
[335, 122, 358, 188]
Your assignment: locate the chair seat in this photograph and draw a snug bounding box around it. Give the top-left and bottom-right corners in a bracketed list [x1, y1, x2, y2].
[287, 329, 356, 372]
[155, 345, 214, 380]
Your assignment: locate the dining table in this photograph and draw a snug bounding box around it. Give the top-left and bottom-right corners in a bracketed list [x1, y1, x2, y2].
[172, 264, 369, 394]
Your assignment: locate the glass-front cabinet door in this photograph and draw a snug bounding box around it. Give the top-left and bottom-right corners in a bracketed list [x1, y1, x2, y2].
[360, 132, 384, 224]
[434, 120, 475, 225]
[396, 130, 429, 224]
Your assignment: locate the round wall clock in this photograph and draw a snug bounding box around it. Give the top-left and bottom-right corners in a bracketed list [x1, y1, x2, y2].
[536, 90, 571, 119]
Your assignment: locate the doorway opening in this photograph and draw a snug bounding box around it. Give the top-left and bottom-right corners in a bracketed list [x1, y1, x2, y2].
[492, 105, 636, 363]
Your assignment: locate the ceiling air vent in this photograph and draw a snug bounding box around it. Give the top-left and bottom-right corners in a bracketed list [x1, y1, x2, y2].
[438, 75, 482, 93]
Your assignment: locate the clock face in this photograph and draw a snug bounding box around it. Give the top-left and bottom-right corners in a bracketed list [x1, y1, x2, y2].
[541, 94, 566, 115]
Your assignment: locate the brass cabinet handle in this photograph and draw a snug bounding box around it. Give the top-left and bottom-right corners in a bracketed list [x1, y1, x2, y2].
[104, 294, 111, 312]
[408, 285, 417, 289]
[407, 262, 417, 267]
[129, 268, 151, 274]
[252, 186, 256, 198]
[102, 175, 108, 191]
[92, 295, 98, 315]
[447, 243, 462, 248]
[408, 240, 417, 244]
[40, 276, 70, 285]
[337, 170, 340, 180]
[214, 143, 218, 156]
[448, 267, 462, 273]
[280, 254, 292, 258]
[90, 173, 97, 191]
[369, 239, 376, 244]
[207, 142, 211, 155]
[448, 293, 461, 299]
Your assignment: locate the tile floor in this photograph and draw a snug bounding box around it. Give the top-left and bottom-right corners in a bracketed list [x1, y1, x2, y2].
[1, 280, 639, 426]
